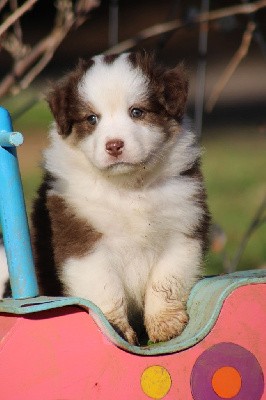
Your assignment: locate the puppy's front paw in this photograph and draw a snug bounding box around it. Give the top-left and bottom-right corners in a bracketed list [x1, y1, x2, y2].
[107, 313, 139, 345]
[123, 326, 139, 345]
[112, 322, 139, 345]
[145, 305, 188, 343]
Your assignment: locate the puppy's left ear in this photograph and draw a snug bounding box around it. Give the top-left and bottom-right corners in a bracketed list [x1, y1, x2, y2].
[161, 64, 189, 121]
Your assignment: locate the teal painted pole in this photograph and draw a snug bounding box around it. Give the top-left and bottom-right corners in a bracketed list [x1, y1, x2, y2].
[0, 107, 39, 299]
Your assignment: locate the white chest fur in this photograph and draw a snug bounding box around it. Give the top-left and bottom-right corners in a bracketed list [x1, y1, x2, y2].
[67, 176, 201, 243]
[50, 167, 201, 303]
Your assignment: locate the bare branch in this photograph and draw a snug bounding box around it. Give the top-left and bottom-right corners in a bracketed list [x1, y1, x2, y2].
[0, 0, 264, 99]
[0, 0, 100, 97]
[228, 195, 266, 272]
[74, 0, 100, 28]
[106, 0, 266, 55]
[205, 21, 256, 113]
[105, 19, 183, 55]
[1, 32, 30, 59]
[12, 50, 54, 94]
[0, 0, 8, 13]
[194, 0, 209, 137]
[199, 0, 266, 23]
[0, 0, 38, 37]
[10, 0, 23, 42]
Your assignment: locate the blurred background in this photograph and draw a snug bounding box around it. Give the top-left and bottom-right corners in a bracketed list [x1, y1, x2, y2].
[1, 0, 265, 274]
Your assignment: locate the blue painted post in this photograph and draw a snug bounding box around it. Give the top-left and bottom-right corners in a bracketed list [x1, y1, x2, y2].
[0, 107, 39, 299]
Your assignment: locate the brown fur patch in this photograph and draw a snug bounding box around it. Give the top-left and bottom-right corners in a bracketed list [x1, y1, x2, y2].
[31, 174, 64, 295]
[129, 102, 180, 142]
[47, 58, 95, 136]
[71, 106, 100, 142]
[46, 194, 102, 266]
[128, 51, 189, 122]
[181, 159, 210, 253]
[31, 173, 102, 295]
[104, 53, 119, 64]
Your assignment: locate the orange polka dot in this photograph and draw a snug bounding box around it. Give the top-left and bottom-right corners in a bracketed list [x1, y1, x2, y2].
[212, 366, 242, 399]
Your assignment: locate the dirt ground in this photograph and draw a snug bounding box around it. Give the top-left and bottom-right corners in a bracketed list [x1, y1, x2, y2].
[17, 131, 48, 174]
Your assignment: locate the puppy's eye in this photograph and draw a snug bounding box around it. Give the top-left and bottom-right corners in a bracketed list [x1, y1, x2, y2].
[130, 108, 144, 118]
[87, 114, 98, 125]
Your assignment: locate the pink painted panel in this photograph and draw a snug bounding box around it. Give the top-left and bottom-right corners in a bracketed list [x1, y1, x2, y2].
[0, 314, 19, 341]
[0, 284, 265, 399]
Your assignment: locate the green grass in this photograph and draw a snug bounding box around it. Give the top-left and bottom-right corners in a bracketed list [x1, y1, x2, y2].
[202, 129, 266, 274]
[2, 98, 266, 275]
[14, 101, 52, 133]
[3, 91, 52, 134]
[21, 172, 42, 211]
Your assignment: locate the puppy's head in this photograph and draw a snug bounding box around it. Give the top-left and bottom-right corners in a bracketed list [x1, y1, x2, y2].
[48, 52, 188, 175]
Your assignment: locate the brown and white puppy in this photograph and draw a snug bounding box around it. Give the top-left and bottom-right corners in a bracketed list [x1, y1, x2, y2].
[32, 52, 209, 344]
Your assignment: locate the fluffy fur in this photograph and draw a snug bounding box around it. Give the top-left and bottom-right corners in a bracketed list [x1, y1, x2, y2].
[1, 52, 210, 344]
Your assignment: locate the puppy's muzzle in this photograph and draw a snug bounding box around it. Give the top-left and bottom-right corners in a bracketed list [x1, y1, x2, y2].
[105, 139, 124, 157]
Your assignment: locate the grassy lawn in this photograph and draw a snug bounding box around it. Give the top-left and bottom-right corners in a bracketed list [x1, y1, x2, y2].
[202, 128, 266, 274]
[2, 99, 266, 275]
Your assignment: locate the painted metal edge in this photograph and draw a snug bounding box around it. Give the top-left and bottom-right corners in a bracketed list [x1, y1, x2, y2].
[0, 270, 265, 355]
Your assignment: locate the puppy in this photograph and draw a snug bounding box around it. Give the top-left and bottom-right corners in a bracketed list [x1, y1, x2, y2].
[30, 52, 210, 344]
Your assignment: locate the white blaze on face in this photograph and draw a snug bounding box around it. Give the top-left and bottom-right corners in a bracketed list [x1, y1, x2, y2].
[77, 54, 164, 173]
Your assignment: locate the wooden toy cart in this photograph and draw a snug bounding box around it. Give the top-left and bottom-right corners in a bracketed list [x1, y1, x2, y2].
[0, 106, 265, 400]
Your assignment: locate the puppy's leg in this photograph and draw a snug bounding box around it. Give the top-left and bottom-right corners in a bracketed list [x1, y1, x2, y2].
[144, 236, 202, 342]
[104, 300, 139, 345]
[62, 249, 138, 344]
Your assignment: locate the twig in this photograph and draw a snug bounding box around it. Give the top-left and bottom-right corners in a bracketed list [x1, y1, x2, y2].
[0, 0, 38, 37]
[105, 0, 266, 55]
[228, 195, 266, 272]
[1, 31, 30, 59]
[194, 0, 209, 137]
[156, 0, 181, 53]
[242, 0, 266, 58]
[74, 0, 100, 28]
[0, 0, 8, 13]
[10, 0, 23, 42]
[198, 0, 266, 23]
[0, 0, 99, 97]
[205, 21, 256, 113]
[14, 49, 54, 93]
[0, 30, 64, 98]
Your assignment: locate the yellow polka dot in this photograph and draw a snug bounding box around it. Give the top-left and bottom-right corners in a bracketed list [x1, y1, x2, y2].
[140, 365, 172, 399]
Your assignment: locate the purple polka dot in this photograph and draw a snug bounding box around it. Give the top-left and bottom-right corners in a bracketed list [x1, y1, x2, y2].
[191, 342, 264, 400]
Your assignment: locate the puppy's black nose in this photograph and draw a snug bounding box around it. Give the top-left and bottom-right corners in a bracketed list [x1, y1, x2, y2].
[105, 139, 124, 157]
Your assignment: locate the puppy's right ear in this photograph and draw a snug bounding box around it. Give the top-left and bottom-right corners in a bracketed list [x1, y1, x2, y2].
[161, 63, 189, 122]
[47, 58, 94, 136]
